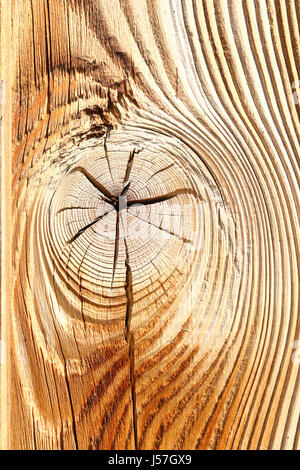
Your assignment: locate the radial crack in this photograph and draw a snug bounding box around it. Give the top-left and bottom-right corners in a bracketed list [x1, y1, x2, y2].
[146, 163, 175, 183]
[67, 209, 113, 244]
[77, 241, 93, 276]
[124, 251, 133, 342]
[111, 212, 120, 287]
[104, 129, 116, 188]
[129, 334, 137, 449]
[56, 206, 97, 215]
[128, 210, 193, 244]
[123, 149, 136, 184]
[128, 187, 198, 207]
[69, 166, 114, 202]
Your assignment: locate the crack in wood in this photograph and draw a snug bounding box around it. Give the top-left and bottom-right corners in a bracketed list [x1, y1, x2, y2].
[111, 211, 120, 287]
[123, 148, 142, 185]
[128, 187, 198, 207]
[129, 334, 137, 450]
[69, 166, 114, 202]
[104, 129, 115, 188]
[123, 149, 135, 184]
[146, 163, 175, 183]
[56, 206, 98, 214]
[67, 209, 113, 244]
[117, 205, 137, 447]
[122, 234, 137, 449]
[128, 210, 193, 244]
[58, 163, 197, 449]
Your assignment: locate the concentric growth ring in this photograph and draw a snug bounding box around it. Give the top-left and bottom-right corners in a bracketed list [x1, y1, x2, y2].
[38, 127, 237, 348]
[46, 130, 204, 329]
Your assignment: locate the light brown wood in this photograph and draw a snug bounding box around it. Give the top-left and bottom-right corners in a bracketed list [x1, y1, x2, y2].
[1, 0, 299, 450]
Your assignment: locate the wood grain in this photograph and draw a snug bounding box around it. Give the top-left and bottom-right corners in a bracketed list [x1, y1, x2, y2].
[0, 0, 299, 450]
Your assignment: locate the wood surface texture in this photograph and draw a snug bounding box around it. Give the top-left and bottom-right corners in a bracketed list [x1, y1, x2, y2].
[0, 0, 299, 450]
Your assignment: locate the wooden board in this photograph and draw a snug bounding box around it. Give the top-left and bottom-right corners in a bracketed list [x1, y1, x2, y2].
[0, 0, 299, 450]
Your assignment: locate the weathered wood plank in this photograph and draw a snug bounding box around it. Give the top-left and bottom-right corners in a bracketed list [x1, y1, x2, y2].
[1, 0, 299, 450]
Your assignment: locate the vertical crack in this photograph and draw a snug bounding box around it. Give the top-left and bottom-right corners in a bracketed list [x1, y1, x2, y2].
[123, 149, 136, 184]
[42, 0, 53, 155]
[111, 212, 120, 287]
[62, 359, 79, 450]
[104, 129, 115, 188]
[123, 236, 137, 449]
[129, 334, 137, 450]
[147, 163, 175, 183]
[30, 0, 37, 88]
[124, 252, 133, 342]
[65, 0, 72, 104]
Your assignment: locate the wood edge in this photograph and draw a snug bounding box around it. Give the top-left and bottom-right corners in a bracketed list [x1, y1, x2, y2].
[0, 0, 12, 450]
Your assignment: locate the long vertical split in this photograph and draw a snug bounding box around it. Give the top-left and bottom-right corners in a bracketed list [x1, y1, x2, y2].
[123, 239, 137, 449]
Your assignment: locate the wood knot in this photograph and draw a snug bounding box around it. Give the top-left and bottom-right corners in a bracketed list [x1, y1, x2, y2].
[47, 128, 205, 331]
